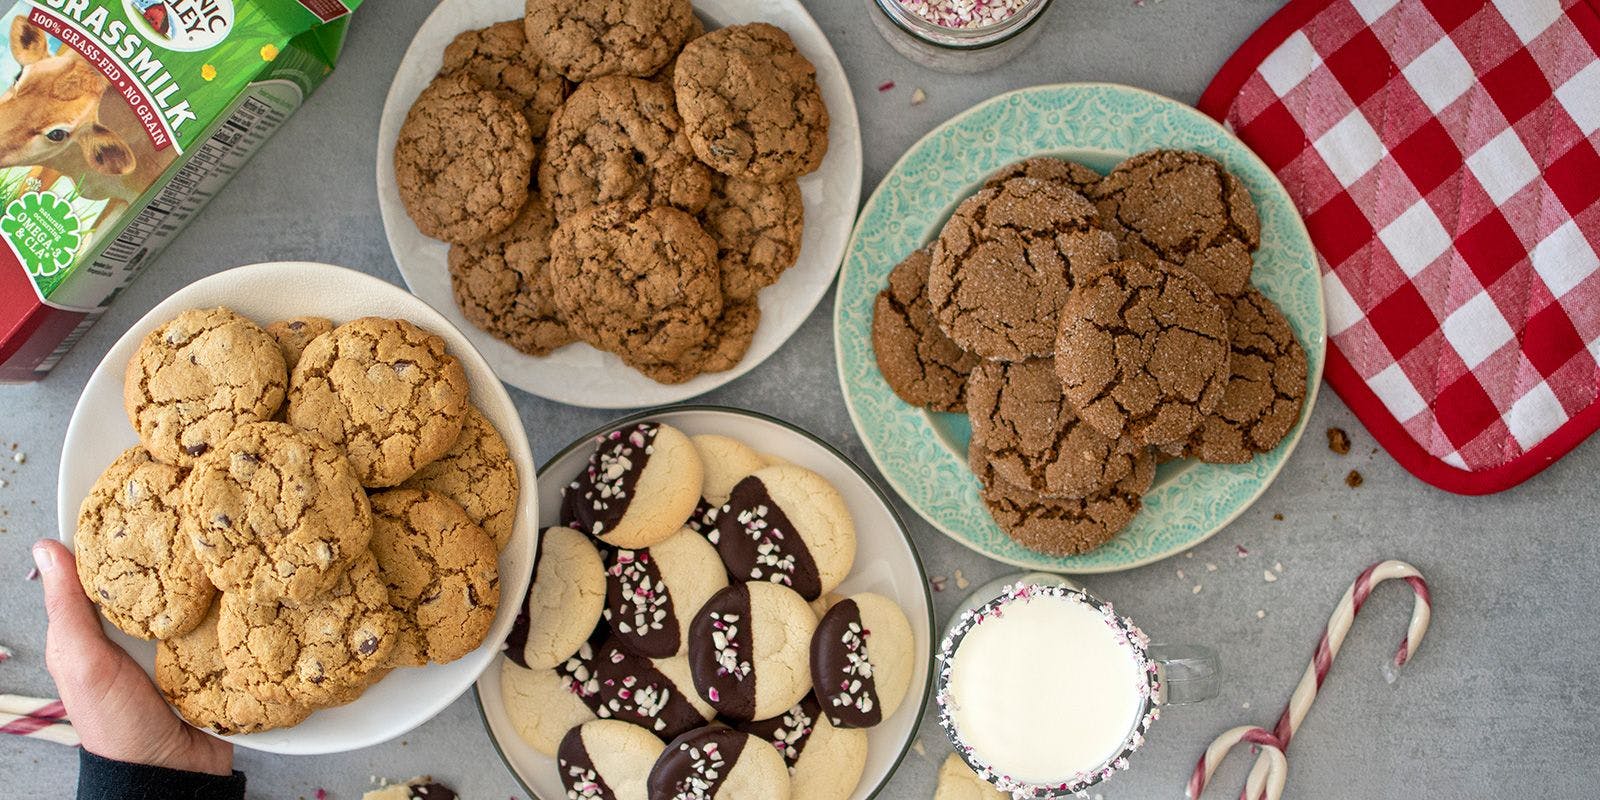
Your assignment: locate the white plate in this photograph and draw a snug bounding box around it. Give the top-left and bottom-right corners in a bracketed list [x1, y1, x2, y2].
[376, 0, 863, 408]
[55, 262, 540, 755]
[475, 406, 934, 799]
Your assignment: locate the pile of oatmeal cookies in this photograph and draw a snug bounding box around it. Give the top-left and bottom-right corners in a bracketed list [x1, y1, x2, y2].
[874, 150, 1309, 556]
[395, 0, 829, 384]
[499, 421, 915, 800]
[75, 308, 520, 734]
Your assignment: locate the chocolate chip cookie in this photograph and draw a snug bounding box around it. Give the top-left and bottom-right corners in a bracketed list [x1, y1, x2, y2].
[182, 422, 372, 605]
[523, 0, 696, 81]
[969, 436, 1155, 556]
[701, 172, 804, 302]
[448, 195, 575, 357]
[440, 20, 569, 138]
[265, 316, 334, 372]
[400, 405, 520, 550]
[928, 178, 1118, 361]
[1181, 288, 1308, 463]
[287, 317, 470, 488]
[369, 489, 500, 667]
[156, 603, 314, 735]
[123, 306, 286, 467]
[966, 359, 1143, 499]
[983, 156, 1101, 195]
[539, 75, 711, 222]
[77, 447, 213, 640]
[675, 23, 830, 182]
[394, 72, 534, 244]
[623, 300, 759, 385]
[217, 550, 398, 707]
[1091, 150, 1261, 297]
[872, 247, 981, 413]
[1055, 259, 1231, 447]
[549, 203, 722, 363]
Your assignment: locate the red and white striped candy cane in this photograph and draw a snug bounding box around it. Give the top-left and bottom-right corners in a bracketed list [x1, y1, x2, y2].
[0, 695, 78, 747]
[1187, 560, 1432, 800]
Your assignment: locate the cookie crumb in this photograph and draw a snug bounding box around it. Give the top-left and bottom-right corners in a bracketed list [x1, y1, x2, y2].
[1327, 427, 1351, 455]
[1243, 701, 1251, 709]
[11, 452, 23, 464]
[1272, 512, 1284, 521]
[954, 569, 969, 590]
[1206, 563, 1217, 572]
[1264, 570, 1278, 583]
[25, 567, 38, 581]
[1176, 568, 1185, 580]
[1345, 470, 1364, 488]
[930, 575, 947, 592]
[1185, 551, 1194, 558]
[878, 80, 895, 92]
[911, 87, 926, 105]
[912, 738, 927, 757]
[1192, 584, 1203, 594]
[1236, 544, 1249, 557]
[1256, 609, 1266, 619]
[1274, 561, 1284, 573]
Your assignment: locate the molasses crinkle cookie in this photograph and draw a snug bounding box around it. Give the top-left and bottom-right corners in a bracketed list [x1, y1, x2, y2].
[809, 592, 915, 729]
[565, 422, 703, 549]
[713, 465, 857, 601]
[1181, 288, 1308, 463]
[873, 246, 982, 413]
[647, 726, 791, 800]
[687, 581, 816, 722]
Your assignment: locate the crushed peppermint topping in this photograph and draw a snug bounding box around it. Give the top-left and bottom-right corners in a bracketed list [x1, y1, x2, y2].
[669, 740, 726, 799]
[708, 611, 751, 681]
[606, 550, 672, 638]
[828, 619, 877, 723]
[732, 504, 797, 586]
[896, 0, 1033, 30]
[768, 703, 815, 765]
[561, 759, 607, 800]
[578, 424, 658, 536]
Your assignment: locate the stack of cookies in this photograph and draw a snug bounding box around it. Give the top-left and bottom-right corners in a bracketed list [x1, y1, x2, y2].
[395, 0, 829, 384]
[498, 421, 915, 800]
[873, 150, 1309, 556]
[75, 307, 520, 734]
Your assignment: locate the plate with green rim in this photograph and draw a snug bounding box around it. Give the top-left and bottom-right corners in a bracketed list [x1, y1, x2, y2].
[834, 82, 1326, 574]
[475, 405, 935, 799]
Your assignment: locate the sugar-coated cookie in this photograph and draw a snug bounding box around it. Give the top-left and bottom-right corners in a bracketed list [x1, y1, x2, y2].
[648, 726, 791, 800]
[1181, 288, 1307, 463]
[562, 636, 715, 740]
[499, 658, 596, 756]
[156, 603, 312, 735]
[872, 246, 981, 413]
[400, 405, 520, 550]
[559, 719, 665, 800]
[182, 421, 371, 605]
[738, 694, 868, 800]
[688, 582, 816, 722]
[566, 422, 703, 549]
[969, 438, 1154, 556]
[369, 489, 499, 666]
[811, 592, 915, 729]
[712, 465, 855, 601]
[76, 446, 213, 640]
[503, 526, 607, 669]
[123, 306, 286, 467]
[288, 317, 470, 488]
[605, 526, 729, 658]
[935, 752, 1007, 800]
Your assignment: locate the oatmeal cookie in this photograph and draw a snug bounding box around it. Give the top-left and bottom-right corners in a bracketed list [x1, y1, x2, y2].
[287, 317, 470, 488]
[675, 23, 829, 182]
[394, 72, 533, 244]
[440, 20, 569, 137]
[872, 247, 980, 413]
[123, 307, 286, 467]
[548, 203, 721, 363]
[523, 0, 696, 81]
[1091, 150, 1260, 297]
[1181, 288, 1307, 463]
[701, 172, 804, 302]
[448, 195, 575, 357]
[539, 75, 711, 221]
[928, 178, 1118, 361]
[622, 300, 759, 385]
[182, 422, 372, 605]
[1055, 259, 1231, 447]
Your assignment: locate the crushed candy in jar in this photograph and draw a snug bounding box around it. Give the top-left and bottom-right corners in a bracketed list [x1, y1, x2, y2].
[898, 0, 1033, 29]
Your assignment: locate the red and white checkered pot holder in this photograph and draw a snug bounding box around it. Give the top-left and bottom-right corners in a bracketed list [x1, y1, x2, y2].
[1199, 0, 1600, 494]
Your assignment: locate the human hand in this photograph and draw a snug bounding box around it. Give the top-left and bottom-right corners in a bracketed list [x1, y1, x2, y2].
[33, 539, 234, 777]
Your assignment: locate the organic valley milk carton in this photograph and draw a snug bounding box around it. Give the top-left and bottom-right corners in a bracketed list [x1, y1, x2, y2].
[0, 0, 362, 381]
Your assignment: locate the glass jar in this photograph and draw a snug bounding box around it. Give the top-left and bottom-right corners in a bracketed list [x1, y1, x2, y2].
[866, 0, 1056, 73]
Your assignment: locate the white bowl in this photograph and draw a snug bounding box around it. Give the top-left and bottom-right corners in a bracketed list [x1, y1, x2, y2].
[475, 406, 935, 799]
[375, 0, 863, 408]
[55, 261, 540, 755]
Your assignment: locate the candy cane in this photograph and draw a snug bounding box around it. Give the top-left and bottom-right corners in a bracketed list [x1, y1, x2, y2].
[1187, 560, 1432, 800]
[0, 696, 78, 747]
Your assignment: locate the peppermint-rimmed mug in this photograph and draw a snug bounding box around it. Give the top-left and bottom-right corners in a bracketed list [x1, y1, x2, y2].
[936, 573, 1219, 797]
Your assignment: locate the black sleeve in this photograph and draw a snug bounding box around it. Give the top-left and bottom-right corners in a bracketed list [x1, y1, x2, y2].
[77, 749, 247, 800]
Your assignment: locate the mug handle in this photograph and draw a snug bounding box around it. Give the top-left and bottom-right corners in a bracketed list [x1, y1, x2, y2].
[1150, 643, 1221, 706]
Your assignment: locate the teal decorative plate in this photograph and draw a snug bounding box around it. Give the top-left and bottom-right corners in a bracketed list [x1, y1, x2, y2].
[834, 83, 1326, 573]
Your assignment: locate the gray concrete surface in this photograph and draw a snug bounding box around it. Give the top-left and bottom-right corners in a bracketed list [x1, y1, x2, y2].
[3, 0, 1597, 797]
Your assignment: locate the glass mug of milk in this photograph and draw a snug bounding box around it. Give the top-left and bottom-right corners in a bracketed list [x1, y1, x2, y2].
[936, 573, 1219, 797]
